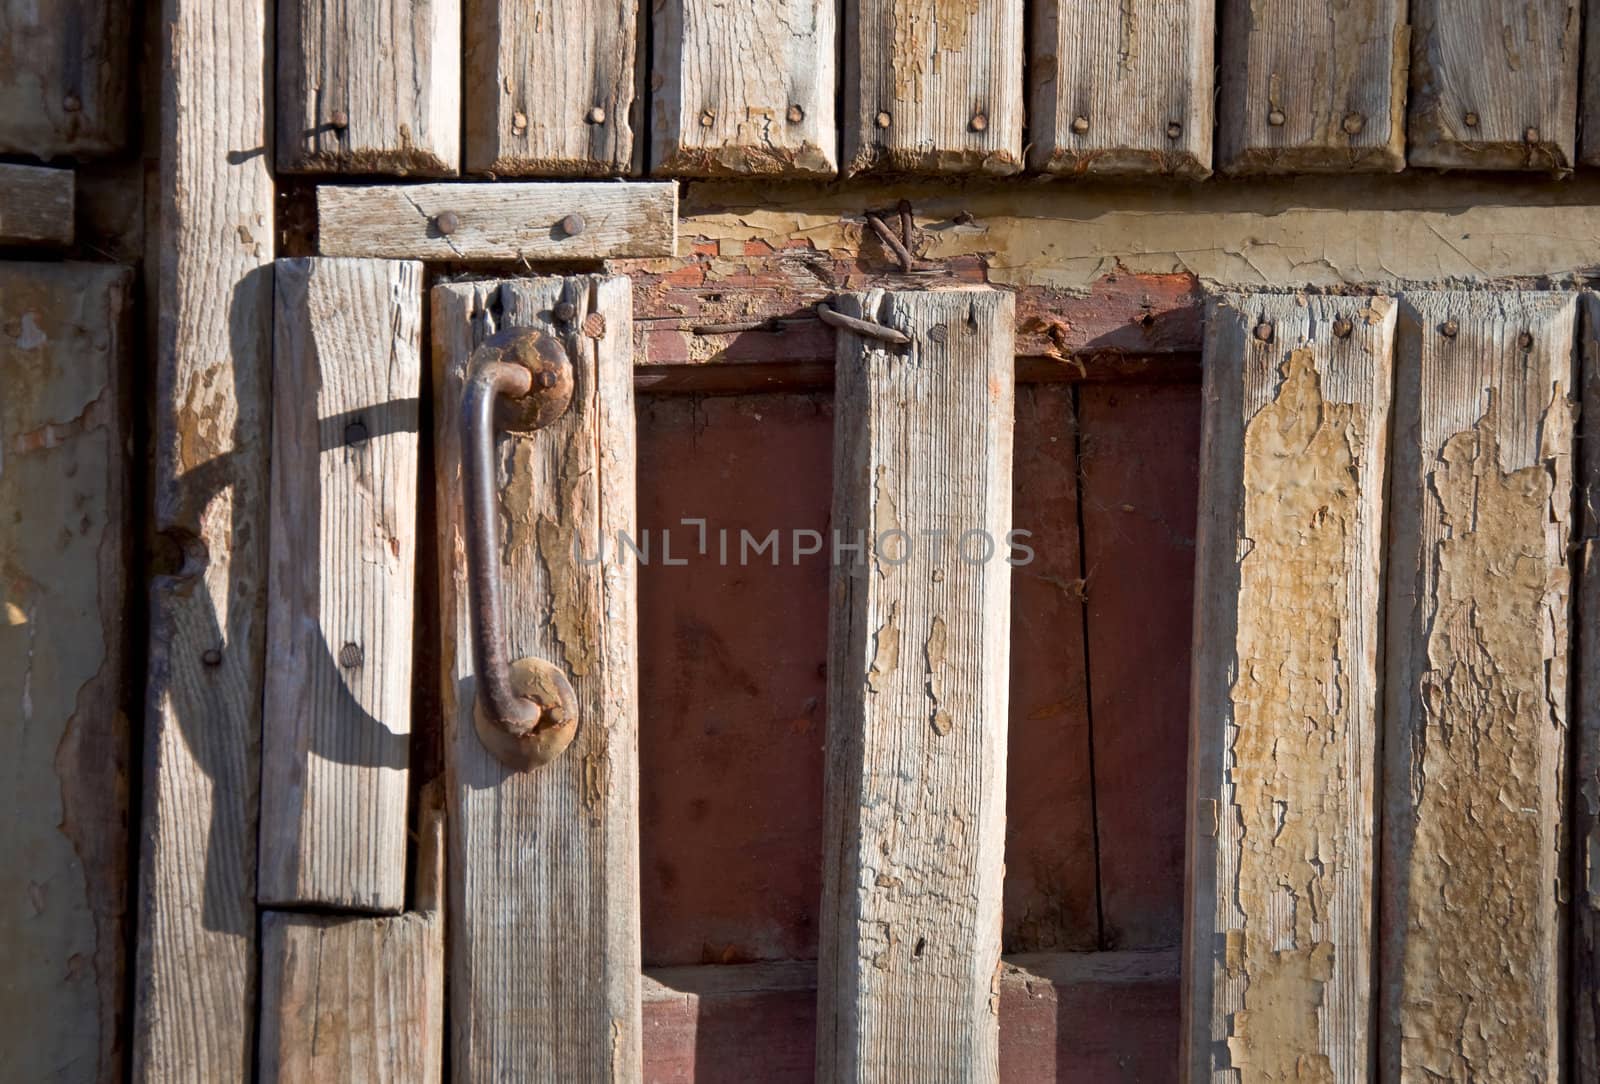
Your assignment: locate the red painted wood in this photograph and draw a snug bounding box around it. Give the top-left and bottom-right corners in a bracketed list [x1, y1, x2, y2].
[1005, 385, 1099, 952]
[1077, 384, 1202, 949]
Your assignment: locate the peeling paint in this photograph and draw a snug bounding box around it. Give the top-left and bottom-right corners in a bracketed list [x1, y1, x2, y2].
[866, 603, 900, 694]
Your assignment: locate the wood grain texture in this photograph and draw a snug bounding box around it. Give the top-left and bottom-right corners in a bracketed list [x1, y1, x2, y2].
[1217, 0, 1408, 173]
[276, 0, 460, 175]
[0, 262, 131, 1084]
[1578, 290, 1600, 1084]
[133, 0, 275, 1076]
[1185, 293, 1396, 1082]
[651, 0, 837, 177]
[463, 0, 639, 175]
[0, 0, 130, 157]
[0, 163, 75, 245]
[1029, 0, 1213, 177]
[433, 276, 641, 1081]
[1408, 0, 1579, 170]
[1381, 290, 1576, 1083]
[843, 0, 1024, 176]
[317, 181, 677, 260]
[1079, 382, 1202, 950]
[817, 288, 1015, 1082]
[259, 258, 422, 912]
[1582, 1, 1600, 164]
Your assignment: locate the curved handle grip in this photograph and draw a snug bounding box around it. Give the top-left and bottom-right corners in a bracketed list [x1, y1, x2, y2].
[460, 326, 580, 770]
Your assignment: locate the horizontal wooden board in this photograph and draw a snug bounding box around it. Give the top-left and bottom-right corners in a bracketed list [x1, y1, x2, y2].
[1029, 0, 1213, 176]
[0, 163, 74, 245]
[276, 0, 460, 175]
[0, 0, 130, 157]
[651, 0, 837, 177]
[318, 182, 677, 260]
[1218, 0, 1408, 172]
[1409, 0, 1580, 169]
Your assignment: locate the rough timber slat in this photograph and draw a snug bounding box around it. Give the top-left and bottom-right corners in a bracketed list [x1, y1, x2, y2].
[0, 262, 131, 1084]
[133, 0, 275, 1076]
[0, 0, 131, 157]
[1582, 2, 1600, 165]
[817, 288, 1015, 1082]
[650, 0, 837, 177]
[463, 0, 639, 175]
[843, 0, 1024, 176]
[0, 163, 75, 246]
[1580, 290, 1600, 1084]
[317, 182, 677, 261]
[276, 0, 460, 175]
[434, 277, 642, 1081]
[259, 258, 422, 912]
[1381, 290, 1576, 1083]
[1408, 0, 1580, 170]
[258, 787, 445, 1084]
[1217, 0, 1408, 173]
[1185, 293, 1395, 1082]
[1028, 0, 1213, 177]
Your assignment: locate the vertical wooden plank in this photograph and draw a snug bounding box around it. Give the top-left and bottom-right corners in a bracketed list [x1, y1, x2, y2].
[433, 276, 642, 1080]
[0, 163, 75, 246]
[1381, 291, 1576, 1083]
[1079, 383, 1202, 950]
[1184, 293, 1396, 1082]
[276, 0, 460, 175]
[1408, 0, 1579, 170]
[133, 0, 275, 1076]
[1582, 1, 1600, 165]
[650, 0, 837, 177]
[843, 0, 1023, 176]
[1217, 0, 1408, 173]
[463, 0, 639, 176]
[0, 262, 131, 1084]
[259, 258, 422, 912]
[1578, 290, 1600, 1084]
[0, 0, 131, 157]
[817, 288, 1015, 1082]
[1028, 0, 1213, 177]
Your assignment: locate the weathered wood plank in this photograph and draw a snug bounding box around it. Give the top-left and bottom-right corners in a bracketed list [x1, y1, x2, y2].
[1582, 2, 1600, 165]
[276, 0, 460, 175]
[463, 0, 639, 175]
[1408, 0, 1579, 170]
[259, 258, 422, 912]
[0, 0, 131, 157]
[1028, 0, 1213, 177]
[1185, 292, 1396, 1081]
[433, 276, 641, 1080]
[1578, 290, 1600, 1084]
[0, 262, 131, 1084]
[1079, 382, 1201, 949]
[843, 0, 1024, 176]
[259, 785, 445, 1084]
[318, 182, 677, 261]
[1218, 0, 1408, 173]
[0, 163, 75, 246]
[133, 0, 275, 1076]
[817, 288, 1015, 1081]
[1380, 290, 1576, 1083]
[651, 0, 836, 177]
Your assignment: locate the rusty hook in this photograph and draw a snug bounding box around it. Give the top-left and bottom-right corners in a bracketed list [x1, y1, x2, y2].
[460, 325, 581, 769]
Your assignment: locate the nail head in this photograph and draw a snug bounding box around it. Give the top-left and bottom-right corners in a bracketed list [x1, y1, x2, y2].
[1267, 108, 1286, 127]
[1166, 121, 1183, 139]
[1342, 112, 1365, 135]
[339, 642, 363, 669]
[699, 110, 715, 128]
[875, 111, 892, 129]
[434, 210, 460, 236]
[561, 213, 585, 238]
[201, 648, 223, 667]
[1332, 317, 1354, 340]
[344, 419, 368, 445]
[586, 106, 606, 124]
[1253, 321, 1274, 344]
[62, 94, 81, 113]
[928, 323, 948, 343]
[1525, 126, 1541, 144]
[554, 301, 577, 321]
[1440, 318, 1459, 339]
[1464, 111, 1480, 128]
[1071, 115, 1090, 134]
[330, 109, 349, 130]
[1518, 330, 1534, 350]
[787, 103, 804, 123]
[969, 112, 988, 132]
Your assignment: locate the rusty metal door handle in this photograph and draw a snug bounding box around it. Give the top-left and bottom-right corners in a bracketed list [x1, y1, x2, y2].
[460, 326, 581, 770]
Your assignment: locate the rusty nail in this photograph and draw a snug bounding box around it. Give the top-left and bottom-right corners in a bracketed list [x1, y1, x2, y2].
[434, 210, 460, 236]
[1166, 121, 1183, 139]
[970, 112, 988, 132]
[330, 109, 349, 130]
[1253, 321, 1274, 344]
[928, 323, 948, 343]
[1518, 330, 1534, 350]
[1440, 318, 1459, 339]
[1071, 115, 1090, 134]
[201, 648, 223, 667]
[1267, 108, 1286, 127]
[587, 106, 606, 124]
[344, 419, 368, 445]
[62, 94, 81, 113]
[581, 312, 607, 339]
[1342, 112, 1365, 135]
[339, 642, 364, 669]
[1332, 317, 1354, 340]
[1464, 111, 1480, 128]
[554, 300, 577, 322]
[1525, 126, 1541, 144]
[875, 111, 892, 129]
[699, 110, 715, 127]
[787, 103, 805, 123]
[561, 213, 585, 237]
[537, 370, 558, 388]
[953, 210, 976, 225]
